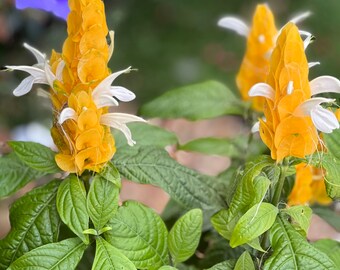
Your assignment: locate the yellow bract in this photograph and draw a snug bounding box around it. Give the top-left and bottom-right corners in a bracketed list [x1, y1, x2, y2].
[288, 163, 331, 206]
[50, 0, 115, 174]
[260, 23, 318, 161]
[237, 4, 277, 111]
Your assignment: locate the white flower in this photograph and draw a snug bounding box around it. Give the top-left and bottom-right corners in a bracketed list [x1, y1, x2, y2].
[5, 43, 55, 96]
[249, 76, 340, 133]
[59, 67, 145, 146]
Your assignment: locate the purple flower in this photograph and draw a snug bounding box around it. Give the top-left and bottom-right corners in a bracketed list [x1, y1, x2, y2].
[15, 0, 69, 20]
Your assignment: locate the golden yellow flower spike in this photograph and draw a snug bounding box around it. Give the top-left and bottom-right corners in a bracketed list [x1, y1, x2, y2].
[6, 0, 145, 175]
[237, 4, 277, 111]
[249, 22, 340, 161]
[288, 163, 331, 206]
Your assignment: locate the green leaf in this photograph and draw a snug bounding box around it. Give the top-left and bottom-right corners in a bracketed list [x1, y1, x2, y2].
[99, 162, 121, 187]
[0, 180, 60, 270]
[252, 175, 271, 205]
[316, 154, 340, 199]
[57, 175, 89, 244]
[313, 239, 340, 268]
[113, 146, 225, 211]
[282, 205, 312, 235]
[211, 156, 274, 240]
[8, 141, 60, 173]
[234, 251, 255, 270]
[230, 203, 278, 248]
[87, 175, 119, 230]
[205, 260, 236, 270]
[140, 80, 243, 120]
[0, 153, 46, 199]
[105, 201, 169, 269]
[7, 238, 86, 270]
[92, 237, 136, 270]
[114, 122, 178, 148]
[158, 266, 178, 270]
[168, 209, 203, 264]
[178, 137, 243, 157]
[264, 216, 336, 270]
[323, 128, 340, 160]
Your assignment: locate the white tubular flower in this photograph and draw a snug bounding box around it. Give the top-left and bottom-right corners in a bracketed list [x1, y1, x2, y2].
[5, 43, 55, 96]
[92, 66, 136, 109]
[249, 83, 275, 101]
[100, 113, 146, 146]
[295, 98, 339, 133]
[217, 16, 249, 37]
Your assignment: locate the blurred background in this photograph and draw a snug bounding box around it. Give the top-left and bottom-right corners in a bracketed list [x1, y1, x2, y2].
[1, 0, 340, 238]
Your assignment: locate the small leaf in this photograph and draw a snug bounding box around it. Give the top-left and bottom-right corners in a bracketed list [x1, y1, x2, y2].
[230, 203, 278, 248]
[211, 156, 274, 240]
[316, 154, 340, 199]
[0, 153, 46, 199]
[8, 141, 60, 173]
[178, 137, 242, 157]
[159, 266, 178, 270]
[252, 175, 271, 205]
[140, 80, 243, 120]
[323, 128, 340, 160]
[313, 239, 340, 268]
[234, 251, 255, 270]
[7, 238, 86, 270]
[264, 216, 336, 270]
[168, 209, 203, 264]
[57, 175, 89, 244]
[105, 201, 169, 269]
[205, 260, 236, 270]
[113, 146, 225, 211]
[87, 174, 119, 230]
[282, 205, 312, 235]
[114, 122, 178, 148]
[0, 180, 60, 269]
[92, 237, 136, 270]
[99, 162, 121, 187]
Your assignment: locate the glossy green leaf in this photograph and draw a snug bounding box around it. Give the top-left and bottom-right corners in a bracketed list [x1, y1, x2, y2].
[282, 205, 312, 235]
[234, 251, 255, 270]
[211, 156, 274, 240]
[105, 201, 169, 269]
[114, 122, 178, 148]
[99, 162, 121, 187]
[113, 146, 225, 211]
[140, 80, 243, 120]
[205, 260, 236, 270]
[313, 239, 340, 268]
[0, 181, 60, 270]
[230, 203, 278, 248]
[0, 153, 46, 199]
[7, 238, 86, 270]
[317, 154, 340, 199]
[92, 237, 136, 270]
[168, 209, 203, 264]
[87, 175, 119, 230]
[8, 141, 60, 173]
[158, 266, 178, 270]
[252, 175, 271, 205]
[178, 137, 242, 157]
[264, 216, 336, 270]
[57, 175, 89, 244]
[323, 128, 340, 160]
